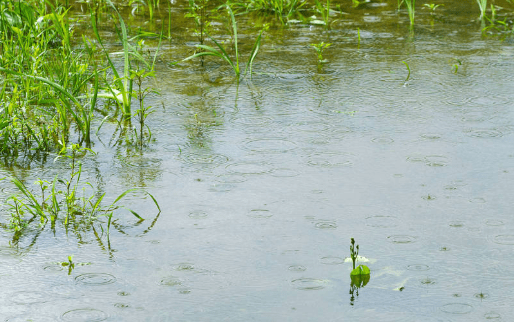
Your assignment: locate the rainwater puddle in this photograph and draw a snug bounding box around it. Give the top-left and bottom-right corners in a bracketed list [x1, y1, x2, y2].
[3, 1, 514, 321]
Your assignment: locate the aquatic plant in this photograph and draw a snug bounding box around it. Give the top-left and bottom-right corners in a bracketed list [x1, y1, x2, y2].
[130, 39, 161, 147]
[130, 0, 160, 20]
[402, 61, 411, 82]
[315, 0, 331, 28]
[178, 5, 267, 79]
[186, 0, 211, 45]
[349, 238, 370, 275]
[349, 238, 370, 292]
[405, 0, 415, 26]
[476, 0, 487, 19]
[91, 1, 135, 119]
[350, 237, 359, 270]
[423, 3, 443, 14]
[60, 255, 75, 275]
[451, 58, 462, 73]
[310, 42, 331, 68]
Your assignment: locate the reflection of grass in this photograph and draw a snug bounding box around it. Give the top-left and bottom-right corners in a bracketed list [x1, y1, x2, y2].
[4, 145, 160, 244]
[243, 0, 306, 23]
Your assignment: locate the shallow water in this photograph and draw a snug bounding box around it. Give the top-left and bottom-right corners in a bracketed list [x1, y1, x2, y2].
[1, 0, 514, 320]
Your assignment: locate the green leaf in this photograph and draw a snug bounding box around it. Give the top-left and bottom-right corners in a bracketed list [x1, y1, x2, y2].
[350, 264, 370, 276]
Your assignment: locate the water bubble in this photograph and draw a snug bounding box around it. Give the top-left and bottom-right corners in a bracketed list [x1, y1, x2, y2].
[75, 273, 116, 286]
[440, 303, 473, 314]
[288, 265, 307, 272]
[314, 221, 337, 229]
[387, 235, 417, 244]
[62, 308, 108, 322]
[467, 129, 502, 138]
[291, 278, 328, 290]
[159, 276, 182, 287]
[174, 263, 195, 271]
[248, 209, 273, 218]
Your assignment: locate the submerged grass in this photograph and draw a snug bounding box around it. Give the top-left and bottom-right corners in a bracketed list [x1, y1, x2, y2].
[178, 4, 267, 79]
[476, 0, 487, 19]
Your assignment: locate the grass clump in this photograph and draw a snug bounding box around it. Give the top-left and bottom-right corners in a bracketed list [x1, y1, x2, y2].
[178, 4, 268, 79]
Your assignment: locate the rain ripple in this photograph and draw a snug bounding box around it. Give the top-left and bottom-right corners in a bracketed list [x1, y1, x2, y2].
[242, 138, 297, 153]
[440, 303, 473, 314]
[62, 308, 108, 322]
[291, 278, 328, 290]
[75, 273, 116, 286]
[387, 235, 417, 244]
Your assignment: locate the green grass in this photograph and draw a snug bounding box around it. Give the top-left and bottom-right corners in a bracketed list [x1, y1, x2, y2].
[178, 4, 267, 79]
[476, 0, 487, 19]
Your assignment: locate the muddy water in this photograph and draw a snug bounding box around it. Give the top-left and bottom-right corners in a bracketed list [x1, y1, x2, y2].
[1, 0, 514, 320]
